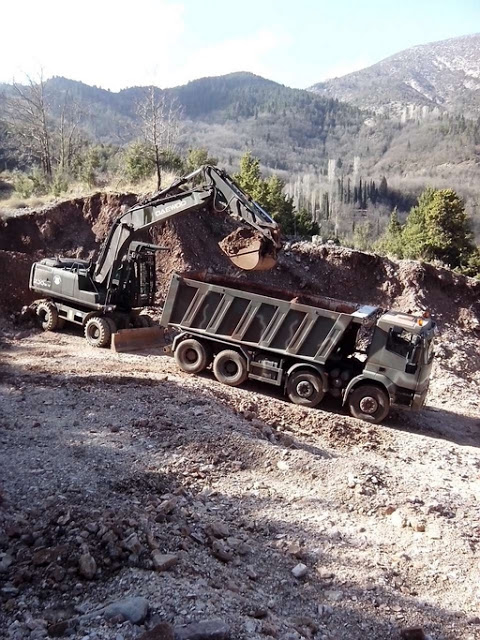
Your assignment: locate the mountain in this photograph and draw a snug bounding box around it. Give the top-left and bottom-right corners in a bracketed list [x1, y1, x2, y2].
[39, 72, 480, 187]
[310, 33, 480, 119]
[41, 73, 365, 173]
[2, 70, 480, 220]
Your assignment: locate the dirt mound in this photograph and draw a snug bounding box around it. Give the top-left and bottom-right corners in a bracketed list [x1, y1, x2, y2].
[0, 192, 136, 255]
[0, 192, 136, 312]
[1, 192, 479, 333]
[152, 210, 480, 327]
[0, 251, 36, 313]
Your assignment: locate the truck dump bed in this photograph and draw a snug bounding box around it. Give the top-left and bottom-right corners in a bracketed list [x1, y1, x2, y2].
[161, 274, 379, 364]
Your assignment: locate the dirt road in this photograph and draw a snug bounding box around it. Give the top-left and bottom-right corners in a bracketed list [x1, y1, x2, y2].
[1, 325, 479, 640]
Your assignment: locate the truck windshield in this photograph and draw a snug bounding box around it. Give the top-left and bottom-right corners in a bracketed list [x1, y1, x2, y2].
[386, 328, 421, 362]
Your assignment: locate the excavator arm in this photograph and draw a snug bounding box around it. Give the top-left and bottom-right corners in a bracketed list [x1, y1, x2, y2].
[93, 165, 281, 287]
[93, 188, 212, 286]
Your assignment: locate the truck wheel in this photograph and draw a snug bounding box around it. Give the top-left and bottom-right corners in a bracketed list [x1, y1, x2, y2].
[84, 317, 112, 348]
[175, 338, 211, 374]
[36, 301, 59, 332]
[347, 385, 390, 424]
[286, 370, 324, 408]
[213, 349, 248, 387]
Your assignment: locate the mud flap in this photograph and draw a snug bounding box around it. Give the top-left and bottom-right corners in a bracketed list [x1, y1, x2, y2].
[111, 326, 167, 353]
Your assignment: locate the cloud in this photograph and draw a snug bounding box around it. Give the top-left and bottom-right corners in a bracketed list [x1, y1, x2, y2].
[0, 0, 185, 90]
[320, 57, 371, 81]
[0, 2, 288, 90]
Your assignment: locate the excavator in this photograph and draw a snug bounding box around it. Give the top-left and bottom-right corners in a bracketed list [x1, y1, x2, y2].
[29, 165, 282, 351]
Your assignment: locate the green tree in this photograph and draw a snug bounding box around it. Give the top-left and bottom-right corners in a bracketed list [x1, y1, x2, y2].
[378, 175, 388, 200]
[376, 208, 404, 257]
[78, 146, 101, 187]
[460, 248, 480, 278]
[402, 188, 474, 268]
[295, 208, 319, 237]
[123, 142, 155, 184]
[235, 151, 313, 239]
[185, 148, 217, 173]
[235, 152, 270, 203]
[352, 222, 374, 251]
[159, 149, 184, 173]
[265, 174, 294, 232]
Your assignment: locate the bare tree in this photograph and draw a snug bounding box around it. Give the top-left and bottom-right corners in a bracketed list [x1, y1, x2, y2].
[58, 94, 84, 173]
[136, 86, 183, 189]
[4, 71, 53, 179]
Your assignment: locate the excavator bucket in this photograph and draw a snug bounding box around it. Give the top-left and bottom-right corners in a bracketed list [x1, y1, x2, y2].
[219, 228, 278, 271]
[111, 326, 167, 353]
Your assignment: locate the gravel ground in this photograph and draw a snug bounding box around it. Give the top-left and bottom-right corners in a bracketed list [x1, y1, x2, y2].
[1, 325, 479, 640]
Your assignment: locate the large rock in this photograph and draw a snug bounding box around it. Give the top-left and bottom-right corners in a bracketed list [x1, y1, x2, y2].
[0, 553, 14, 572]
[78, 553, 97, 579]
[103, 596, 150, 624]
[174, 619, 230, 640]
[152, 551, 179, 572]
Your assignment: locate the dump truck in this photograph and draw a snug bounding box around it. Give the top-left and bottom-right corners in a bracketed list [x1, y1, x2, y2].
[28, 166, 281, 351]
[161, 274, 436, 423]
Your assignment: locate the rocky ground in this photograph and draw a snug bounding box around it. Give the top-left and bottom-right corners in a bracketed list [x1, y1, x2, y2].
[1, 193, 480, 640]
[1, 320, 479, 640]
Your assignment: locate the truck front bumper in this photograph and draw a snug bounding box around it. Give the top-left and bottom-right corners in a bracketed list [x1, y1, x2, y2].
[411, 384, 429, 410]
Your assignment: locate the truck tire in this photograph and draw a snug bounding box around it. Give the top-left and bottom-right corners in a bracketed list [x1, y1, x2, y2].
[36, 301, 59, 332]
[175, 338, 211, 374]
[213, 349, 248, 387]
[286, 369, 324, 408]
[347, 384, 390, 424]
[84, 317, 112, 348]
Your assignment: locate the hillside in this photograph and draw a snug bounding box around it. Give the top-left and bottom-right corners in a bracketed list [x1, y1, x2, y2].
[310, 33, 480, 119]
[2, 71, 480, 188]
[2, 65, 480, 246]
[42, 73, 365, 173]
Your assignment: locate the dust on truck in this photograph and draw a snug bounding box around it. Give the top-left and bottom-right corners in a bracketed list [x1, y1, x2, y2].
[161, 274, 436, 424]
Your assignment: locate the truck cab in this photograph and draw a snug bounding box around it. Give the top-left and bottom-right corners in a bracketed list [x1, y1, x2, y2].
[346, 310, 436, 414]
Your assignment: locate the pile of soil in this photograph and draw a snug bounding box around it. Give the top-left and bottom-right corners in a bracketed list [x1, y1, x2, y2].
[1, 192, 480, 334]
[152, 210, 480, 328]
[0, 193, 136, 312]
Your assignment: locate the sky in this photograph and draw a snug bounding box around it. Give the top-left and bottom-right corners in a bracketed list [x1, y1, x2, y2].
[1, 0, 479, 91]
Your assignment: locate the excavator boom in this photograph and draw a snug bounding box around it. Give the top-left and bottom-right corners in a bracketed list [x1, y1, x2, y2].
[94, 165, 281, 288]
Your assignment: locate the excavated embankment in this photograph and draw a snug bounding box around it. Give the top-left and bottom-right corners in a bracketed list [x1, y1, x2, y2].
[0, 193, 136, 312]
[1, 192, 480, 334]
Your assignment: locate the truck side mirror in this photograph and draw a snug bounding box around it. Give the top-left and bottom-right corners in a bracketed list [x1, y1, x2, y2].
[405, 362, 418, 374]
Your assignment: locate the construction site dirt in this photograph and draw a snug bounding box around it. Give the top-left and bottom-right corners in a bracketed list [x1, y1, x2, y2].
[1, 194, 480, 640]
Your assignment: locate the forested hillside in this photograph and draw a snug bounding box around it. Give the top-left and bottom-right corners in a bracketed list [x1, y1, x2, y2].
[1, 65, 480, 245]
